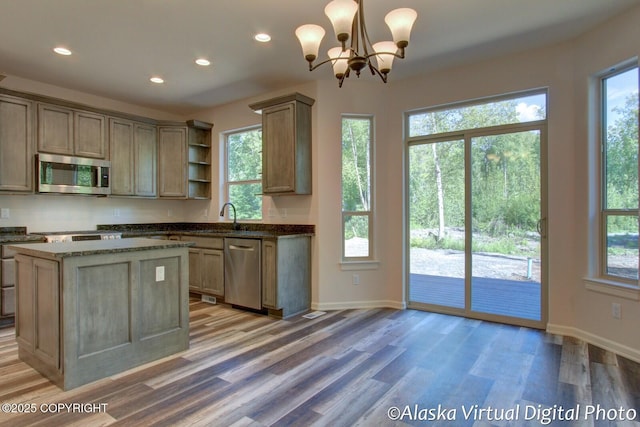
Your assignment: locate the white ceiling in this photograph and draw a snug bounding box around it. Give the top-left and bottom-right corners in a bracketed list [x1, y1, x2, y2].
[1, 0, 638, 115]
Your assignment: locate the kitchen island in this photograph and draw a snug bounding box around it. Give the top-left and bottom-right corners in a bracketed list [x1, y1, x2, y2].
[9, 238, 193, 390]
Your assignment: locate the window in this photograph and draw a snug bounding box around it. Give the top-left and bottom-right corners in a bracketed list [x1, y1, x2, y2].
[600, 65, 639, 283]
[342, 116, 373, 260]
[225, 127, 262, 220]
[408, 92, 546, 138]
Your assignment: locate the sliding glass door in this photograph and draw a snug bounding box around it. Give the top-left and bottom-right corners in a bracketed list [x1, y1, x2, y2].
[470, 130, 542, 321]
[408, 126, 546, 327]
[408, 139, 466, 309]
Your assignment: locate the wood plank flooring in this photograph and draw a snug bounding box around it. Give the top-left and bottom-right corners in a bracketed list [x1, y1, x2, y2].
[0, 299, 638, 426]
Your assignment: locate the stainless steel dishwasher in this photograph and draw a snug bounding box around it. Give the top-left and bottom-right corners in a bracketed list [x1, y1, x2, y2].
[224, 238, 262, 310]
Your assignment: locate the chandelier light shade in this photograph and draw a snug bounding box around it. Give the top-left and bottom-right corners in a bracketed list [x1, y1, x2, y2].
[372, 41, 397, 74]
[327, 46, 350, 78]
[295, 0, 417, 87]
[324, 0, 359, 45]
[295, 24, 326, 62]
[384, 8, 418, 48]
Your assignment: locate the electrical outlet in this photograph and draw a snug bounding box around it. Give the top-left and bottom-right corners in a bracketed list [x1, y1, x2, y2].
[113, 208, 120, 217]
[612, 303, 621, 319]
[0, 208, 9, 219]
[352, 274, 360, 285]
[156, 266, 165, 282]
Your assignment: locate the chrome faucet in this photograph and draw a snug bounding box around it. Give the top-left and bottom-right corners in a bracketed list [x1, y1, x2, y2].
[219, 202, 238, 229]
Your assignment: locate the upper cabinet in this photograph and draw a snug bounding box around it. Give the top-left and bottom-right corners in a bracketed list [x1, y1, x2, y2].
[109, 118, 157, 197]
[74, 110, 107, 158]
[0, 88, 213, 198]
[0, 94, 34, 192]
[158, 125, 188, 199]
[249, 93, 314, 195]
[37, 103, 106, 159]
[158, 121, 213, 200]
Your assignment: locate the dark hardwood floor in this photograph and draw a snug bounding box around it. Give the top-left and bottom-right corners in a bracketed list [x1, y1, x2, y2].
[0, 299, 638, 426]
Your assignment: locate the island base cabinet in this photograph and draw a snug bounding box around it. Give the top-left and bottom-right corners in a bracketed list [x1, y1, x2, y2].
[13, 247, 189, 390]
[261, 236, 311, 318]
[15, 255, 60, 381]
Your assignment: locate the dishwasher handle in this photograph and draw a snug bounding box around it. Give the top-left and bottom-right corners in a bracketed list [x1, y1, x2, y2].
[228, 244, 256, 251]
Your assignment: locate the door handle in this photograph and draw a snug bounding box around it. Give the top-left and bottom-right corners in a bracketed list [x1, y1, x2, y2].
[536, 218, 547, 238]
[229, 245, 255, 251]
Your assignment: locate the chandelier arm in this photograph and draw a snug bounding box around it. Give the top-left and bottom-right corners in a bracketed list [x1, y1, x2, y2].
[358, 0, 374, 58]
[350, 1, 361, 55]
[306, 48, 356, 72]
[363, 50, 406, 61]
[368, 62, 388, 83]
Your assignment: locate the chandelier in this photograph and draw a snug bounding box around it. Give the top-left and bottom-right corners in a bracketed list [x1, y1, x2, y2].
[295, 0, 417, 87]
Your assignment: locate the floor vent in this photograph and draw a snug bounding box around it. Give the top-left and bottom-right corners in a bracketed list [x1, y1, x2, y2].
[201, 295, 217, 304]
[302, 311, 326, 319]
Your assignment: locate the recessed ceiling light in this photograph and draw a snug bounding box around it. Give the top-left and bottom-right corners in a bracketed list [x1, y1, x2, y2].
[150, 76, 164, 84]
[195, 58, 211, 66]
[53, 47, 72, 56]
[254, 33, 271, 43]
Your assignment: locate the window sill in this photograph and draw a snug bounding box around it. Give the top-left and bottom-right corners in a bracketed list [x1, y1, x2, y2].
[340, 260, 380, 271]
[583, 277, 640, 301]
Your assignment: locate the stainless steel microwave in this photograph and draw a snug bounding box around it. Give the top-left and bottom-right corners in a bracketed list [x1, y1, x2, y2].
[36, 153, 111, 195]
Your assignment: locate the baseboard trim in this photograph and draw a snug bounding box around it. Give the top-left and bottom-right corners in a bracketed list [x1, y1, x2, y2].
[547, 323, 640, 364]
[312, 300, 406, 311]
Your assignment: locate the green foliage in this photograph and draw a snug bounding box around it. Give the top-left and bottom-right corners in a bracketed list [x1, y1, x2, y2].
[226, 128, 262, 220]
[605, 92, 639, 214]
[410, 236, 465, 251]
[344, 214, 369, 241]
[342, 118, 371, 212]
[227, 129, 262, 181]
[409, 98, 544, 256]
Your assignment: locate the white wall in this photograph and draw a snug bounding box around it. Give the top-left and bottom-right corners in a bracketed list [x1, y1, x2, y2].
[569, 5, 640, 361]
[1, 4, 638, 361]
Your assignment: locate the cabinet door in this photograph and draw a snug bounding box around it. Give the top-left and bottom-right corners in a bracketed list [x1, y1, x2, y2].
[0, 95, 33, 191]
[109, 118, 135, 195]
[32, 258, 60, 368]
[15, 254, 34, 350]
[262, 103, 296, 194]
[201, 249, 224, 296]
[1, 258, 15, 316]
[188, 249, 202, 291]
[38, 103, 73, 155]
[158, 126, 187, 198]
[1, 287, 14, 316]
[15, 255, 59, 370]
[74, 111, 106, 158]
[261, 239, 278, 309]
[134, 123, 157, 197]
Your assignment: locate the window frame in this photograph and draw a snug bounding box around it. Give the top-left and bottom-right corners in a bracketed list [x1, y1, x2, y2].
[341, 114, 375, 262]
[223, 125, 263, 221]
[598, 64, 639, 286]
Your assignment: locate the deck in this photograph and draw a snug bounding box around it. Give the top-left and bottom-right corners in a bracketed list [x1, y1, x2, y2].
[409, 273, 541, 320]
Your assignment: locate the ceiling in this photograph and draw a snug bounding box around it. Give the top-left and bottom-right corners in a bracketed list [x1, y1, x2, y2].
[1, 0, 638, 116]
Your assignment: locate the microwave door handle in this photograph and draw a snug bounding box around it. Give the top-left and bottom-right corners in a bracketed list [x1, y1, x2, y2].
[101, 166, 109, 188]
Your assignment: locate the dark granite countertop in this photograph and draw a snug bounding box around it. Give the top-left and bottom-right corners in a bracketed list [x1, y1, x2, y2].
[0, 227, 46, 244]
[98, 222, 315, 239]
[8, 238, 194, 259]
